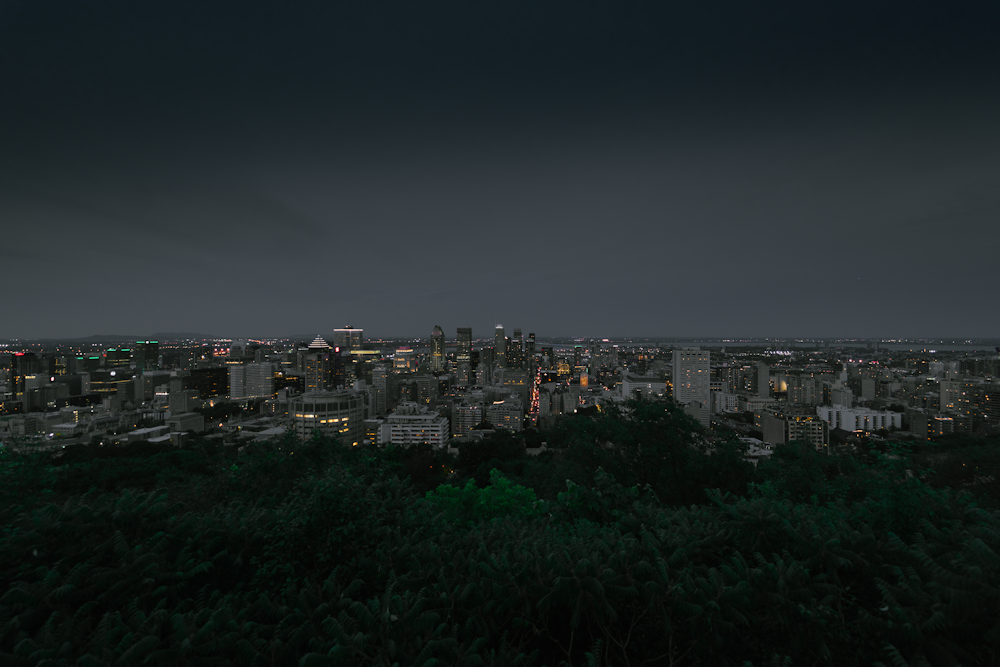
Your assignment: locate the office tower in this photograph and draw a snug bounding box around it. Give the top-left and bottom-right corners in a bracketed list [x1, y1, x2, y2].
[672, 347, 711, 411]
[525, 332, 536, 360]
[371, 363, 388, 415]
[452, 401, 484, 437]
[333, 325, 363, 351]
[456, 327, 472, 366]
[305, 335, 332, 391]
[169, 389, 200, 415]
[74, 355, 101, 373]
[394, 347, 417, 373]
[231, 362, 276, 400]
[754, 362, 770, 398]
[456, 327, 473, 386]
[487, 396, 524, 432]
[476, 347, 494, 385]
[540, 346, 554, 370]
[184, 367, 228, 399]
[105, 348, 132, 369]
[229, 340, 248, 360]
[430, 325, 445, 371]
[11, 352, 39, 402]
[512, 329, 523, 369]
[495, 325, 506, 368]
[135, 341, 159, 372]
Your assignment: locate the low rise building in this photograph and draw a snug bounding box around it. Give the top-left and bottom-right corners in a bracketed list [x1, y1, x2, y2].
[621, 374, 667, 399]
[166, 412, 205, 433]
[816, 405, 902, 432]
[762, 412, 829, 450]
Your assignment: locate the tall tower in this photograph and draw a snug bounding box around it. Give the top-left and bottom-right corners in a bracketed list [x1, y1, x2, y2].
[494, 325, 506, 368]
[456, 327, 473, 386]
[371, 363, 388, 415]
[305, 335, 332, 391]
[135, 341, 159, 372]
[430, 325, 445, 372]
[333, 325, 363, 351]
[754, 362, 770, 398]
[672, 347, 711, 414]
[512, 329, 523, 368]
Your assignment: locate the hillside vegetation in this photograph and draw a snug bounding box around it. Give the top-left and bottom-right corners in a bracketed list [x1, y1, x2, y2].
[2, 399, 998, 666]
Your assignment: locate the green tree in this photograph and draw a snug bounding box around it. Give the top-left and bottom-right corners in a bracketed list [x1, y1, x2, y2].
[557, 397, 713, 504]
[425, 468, 542, 524]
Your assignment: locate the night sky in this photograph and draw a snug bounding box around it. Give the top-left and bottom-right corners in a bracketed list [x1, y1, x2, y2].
[2, 1, 998, 340]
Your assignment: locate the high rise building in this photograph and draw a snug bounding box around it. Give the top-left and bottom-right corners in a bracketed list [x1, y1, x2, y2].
[494, 325, 506, 368]
[456, 327, 472, 386]
[672, 348, 711, 425]
[184, 367, 228, 400]
[476, 347, 494, 385]
[11, 352, 39, 402]
[511, 329, 523, 369]
[230, 362, 276, 400]
[304, 336, 332, 391]
[371, 363, 389, 415]
[430, 325, 445, 371]
[105, 348, 132, 369]
[452, 401, 484, 437]
[393, 347, 417, 373]
[333, 325, 363, 351]
[169, 389, 200, 415]
[135, 341, 159, 372]
[487, 396, 524, 432]
[754, 362, 771, 398]
[456, 327, 472, 365]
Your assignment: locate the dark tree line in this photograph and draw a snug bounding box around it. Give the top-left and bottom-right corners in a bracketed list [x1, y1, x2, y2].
[2, 398, 999, 666]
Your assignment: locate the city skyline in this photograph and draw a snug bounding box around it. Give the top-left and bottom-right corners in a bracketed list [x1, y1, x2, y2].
[3, 327, 1000, 348]
[2, 1, 998, 339]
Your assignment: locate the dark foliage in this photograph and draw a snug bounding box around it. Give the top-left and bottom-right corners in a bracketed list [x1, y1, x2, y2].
[2, 401, 999, 666]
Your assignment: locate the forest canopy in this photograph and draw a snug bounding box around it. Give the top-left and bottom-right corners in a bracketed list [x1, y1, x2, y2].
[2, 398, 999, 666]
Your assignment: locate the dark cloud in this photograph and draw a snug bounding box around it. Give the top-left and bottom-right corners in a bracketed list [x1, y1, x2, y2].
[1, 1, 998, 339]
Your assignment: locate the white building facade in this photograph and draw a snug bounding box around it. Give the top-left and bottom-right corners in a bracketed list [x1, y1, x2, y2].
[380, 402, 450, 447]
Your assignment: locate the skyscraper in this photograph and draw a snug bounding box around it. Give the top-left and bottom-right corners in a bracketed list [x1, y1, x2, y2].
[456, 327, 472, 386]
[494, 325, 506, 368]
[229, 362, 275, 400]
[304, 335, 331, 391]
[511, 329, 523, 369]
[135, 341, 159, 372]
[456, 327, 472, 366]
[105, 348, 132, 369]
[430, 325, 445, 371]
[333, 325, 363, 351]
[672, 348, 711, 422]
[371, 363, 388, 415]
[754, 362, 770, 398]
